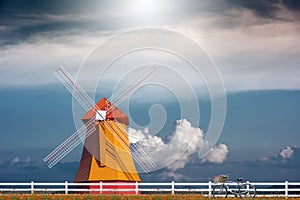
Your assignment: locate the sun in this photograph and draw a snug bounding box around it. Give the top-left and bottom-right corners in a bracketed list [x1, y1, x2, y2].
[131, 0, 161, 15]
[137, 0, 156, 12]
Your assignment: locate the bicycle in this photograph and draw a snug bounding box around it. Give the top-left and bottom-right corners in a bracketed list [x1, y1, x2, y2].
[212, 174, 256, 199]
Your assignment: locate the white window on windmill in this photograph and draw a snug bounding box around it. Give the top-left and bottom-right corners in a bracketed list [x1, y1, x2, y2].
[95, 110, 107, 121]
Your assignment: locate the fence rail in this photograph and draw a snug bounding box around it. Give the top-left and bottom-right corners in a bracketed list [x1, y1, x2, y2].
[0, 181, 299, 197]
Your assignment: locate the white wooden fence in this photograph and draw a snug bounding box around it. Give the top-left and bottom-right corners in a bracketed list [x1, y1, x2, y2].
[0, 181, 299, 197]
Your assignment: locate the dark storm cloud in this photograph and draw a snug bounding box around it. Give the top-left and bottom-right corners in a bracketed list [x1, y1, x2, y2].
[0, 0, 208, 45]
[0, 0, 104, 14]
[2, 0, 299, 46]
[282, 0, 300, 11]
[0, 0, 115, 45]
[225, 0, 300, 18]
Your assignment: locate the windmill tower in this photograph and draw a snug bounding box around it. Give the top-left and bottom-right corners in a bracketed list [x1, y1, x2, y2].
[44, 67, 155, 194]
[74, 98, 140, 193]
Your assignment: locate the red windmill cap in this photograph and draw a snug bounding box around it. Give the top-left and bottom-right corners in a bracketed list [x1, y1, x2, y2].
[82, 98, 129, 125]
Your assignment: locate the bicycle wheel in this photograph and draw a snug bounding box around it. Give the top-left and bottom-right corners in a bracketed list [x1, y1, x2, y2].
[239, 183, 256, 199]
[212, 184, 228, 198]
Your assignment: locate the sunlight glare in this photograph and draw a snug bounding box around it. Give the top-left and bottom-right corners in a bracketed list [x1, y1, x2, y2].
[132, 0, 161, 14]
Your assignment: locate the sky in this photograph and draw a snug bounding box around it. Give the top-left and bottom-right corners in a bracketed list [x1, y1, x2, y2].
[0, 0, 300, 182]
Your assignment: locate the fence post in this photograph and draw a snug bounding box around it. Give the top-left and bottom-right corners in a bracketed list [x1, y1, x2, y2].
[171, 181, 175, 195]
[135, 181, 139, 194]
[247, 181, 250, 190]
[208, 181, 212, 198]
[100, 181, 103, 194]
[31, 181, 34, 194]
[65, 181, 68, 194]
[285, 180, 288, 198]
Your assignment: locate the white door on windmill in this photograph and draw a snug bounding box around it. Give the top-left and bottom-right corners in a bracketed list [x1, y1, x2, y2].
[96, 110, 107, 121]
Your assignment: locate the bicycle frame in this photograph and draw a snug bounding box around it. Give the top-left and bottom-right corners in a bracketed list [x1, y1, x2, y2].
[223, 181, 244, 196]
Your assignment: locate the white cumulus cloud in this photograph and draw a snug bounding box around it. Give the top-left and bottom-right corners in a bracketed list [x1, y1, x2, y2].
[128, 119, 228, 171]
[203, 144, 229, 164]
[280, 146, 294, 159]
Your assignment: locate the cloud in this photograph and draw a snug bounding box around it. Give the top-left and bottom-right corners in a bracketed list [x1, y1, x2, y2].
[0, 33, 102, 87]
[0, 146, 299, 182]
[279, 146, 294, 159]
[0, 0, 299, 93]
[225, 0, 300, 19]
[259, 156, 269, 161]
[152, 146, 300, 182]
[203, 144, 229, 164]
[9, 156, 37, 167]
[11, 157, 21, 164]
[160, 171, 190, 181]
[128, 119, 228, 171]
[259, 145, 299, 163]
[24, 156, 34, 163]
[0, 154, 78, 181]
[172, 10, 300, 91]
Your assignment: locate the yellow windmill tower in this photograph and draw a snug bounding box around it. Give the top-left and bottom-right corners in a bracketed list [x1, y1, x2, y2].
[74, 98, 140, 193]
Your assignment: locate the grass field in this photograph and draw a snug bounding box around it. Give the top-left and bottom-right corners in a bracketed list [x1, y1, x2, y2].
[0, 194, 300, 200]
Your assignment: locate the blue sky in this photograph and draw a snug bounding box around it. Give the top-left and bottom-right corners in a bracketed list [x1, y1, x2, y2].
[0, 0, 300, 182]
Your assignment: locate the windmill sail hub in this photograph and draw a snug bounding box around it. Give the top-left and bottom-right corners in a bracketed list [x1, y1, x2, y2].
[95, 110, 107, 121]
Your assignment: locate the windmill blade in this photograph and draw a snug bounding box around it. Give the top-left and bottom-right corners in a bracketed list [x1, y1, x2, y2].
[55, 68, 96, 111]
[108, 67, 157, 106]
[44, 67, 156, 172]
[55, 66, 157, 113]
[43, 117, 96, 168]
[131, 143, 156, 168]
[103, 118, 156, 172]
[101, 120, 154, 173]
[110, 117, 157, 171]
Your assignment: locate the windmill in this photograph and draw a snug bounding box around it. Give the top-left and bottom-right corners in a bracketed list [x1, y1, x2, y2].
[44, 67, 156, 193]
